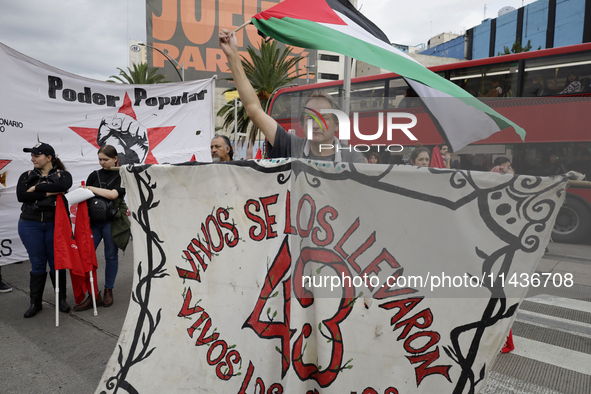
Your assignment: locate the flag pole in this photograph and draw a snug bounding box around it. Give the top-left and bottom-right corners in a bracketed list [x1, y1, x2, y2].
[568, 179, 591, 188]
[90, 271, 98, 316]
[231, 21, 252, 34]
[55, 269, 59, 327]
[342, 56, 352, 116]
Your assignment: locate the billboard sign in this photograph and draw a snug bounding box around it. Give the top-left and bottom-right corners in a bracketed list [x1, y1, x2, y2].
[146, 0, 316, 86]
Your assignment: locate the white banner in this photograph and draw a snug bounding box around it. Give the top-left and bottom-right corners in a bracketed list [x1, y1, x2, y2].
[0, 41, 215, 264]
[96, 161, 568, 393]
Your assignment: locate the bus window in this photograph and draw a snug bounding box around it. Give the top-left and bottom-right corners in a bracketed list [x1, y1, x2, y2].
[454, 142, 591, 179]
[387, 78, 425, 110]
[270, 92, 298, 119]
[450, 62, 518, 98]
[350, 80, 386, 111]
[297, 86, 342, 116]
[523, 51, 591, 96]
[270, 85, 343, 119]
[321, 86, 342, 109]
[513, 142, 591, 179]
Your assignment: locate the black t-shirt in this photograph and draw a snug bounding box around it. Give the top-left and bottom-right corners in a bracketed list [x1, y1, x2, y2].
[86, 169, 125, 199]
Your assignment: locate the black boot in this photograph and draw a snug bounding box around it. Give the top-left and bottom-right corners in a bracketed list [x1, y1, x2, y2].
[24, 272, 47, 318]
[49, 270, 70, 313]
[0, 267, 12, 293]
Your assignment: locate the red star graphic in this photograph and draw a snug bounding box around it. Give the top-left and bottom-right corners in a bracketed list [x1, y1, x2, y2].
[0, 160, 9, 187]
[69, 93, 175, 164]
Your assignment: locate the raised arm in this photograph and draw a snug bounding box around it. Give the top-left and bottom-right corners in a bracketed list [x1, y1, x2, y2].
[219, 29, 278, 145]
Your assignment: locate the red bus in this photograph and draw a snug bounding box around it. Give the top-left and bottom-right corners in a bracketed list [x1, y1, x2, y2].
[267, 43, 591, 244]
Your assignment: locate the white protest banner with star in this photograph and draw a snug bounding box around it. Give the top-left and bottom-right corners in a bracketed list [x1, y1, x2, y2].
[0, 41, 215, 265]
[95, 160, 569, 394]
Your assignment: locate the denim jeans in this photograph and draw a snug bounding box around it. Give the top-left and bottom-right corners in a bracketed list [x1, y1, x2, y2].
[91, 220, 118, 289]
[18, 219, 55, 274]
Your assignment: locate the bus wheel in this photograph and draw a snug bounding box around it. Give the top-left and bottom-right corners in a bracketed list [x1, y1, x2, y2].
[552, 197, 591, 244]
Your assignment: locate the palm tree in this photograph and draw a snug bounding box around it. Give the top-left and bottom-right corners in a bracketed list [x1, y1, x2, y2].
[218, 40, 304, 143]
[108, 63, 168, 84]
[497, 39, 535, 56]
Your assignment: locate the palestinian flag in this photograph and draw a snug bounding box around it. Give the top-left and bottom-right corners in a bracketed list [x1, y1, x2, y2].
[251, 0, 526, 151]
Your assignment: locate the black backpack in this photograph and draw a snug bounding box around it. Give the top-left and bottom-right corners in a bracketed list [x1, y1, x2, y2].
[87, 171, 119, 221]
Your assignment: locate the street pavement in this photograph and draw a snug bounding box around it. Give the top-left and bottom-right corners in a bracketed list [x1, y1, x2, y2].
[0, 244, 133, 394]
[1, 241, 590, 394]
[482, 242, 591, 394]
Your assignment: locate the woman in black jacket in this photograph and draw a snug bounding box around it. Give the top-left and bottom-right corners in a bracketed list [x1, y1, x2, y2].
[74, 144, 126, 310]
[17, 142, 72, 318]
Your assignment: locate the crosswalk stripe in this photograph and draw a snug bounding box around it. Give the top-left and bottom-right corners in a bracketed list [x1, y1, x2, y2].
[516, 309, 591, 337]
[482, 371, 562, 394]
[515, 315, 591, 340]
[526, 294, 591, 314]
[511, 336, 591, 375]
[484, 293, 591, 392]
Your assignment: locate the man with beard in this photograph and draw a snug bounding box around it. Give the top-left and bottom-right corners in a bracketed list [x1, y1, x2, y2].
[211, 135, 233, 162]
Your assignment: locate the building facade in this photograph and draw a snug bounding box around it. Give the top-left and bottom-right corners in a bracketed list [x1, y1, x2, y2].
[424, 0, 591, 60]
[129, 40, 148, 68]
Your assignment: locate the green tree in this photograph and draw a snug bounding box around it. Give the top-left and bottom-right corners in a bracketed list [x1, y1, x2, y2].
[107, 62, 168, 84]
[218, 40, 304, 143]
[498, 39, 534, 56]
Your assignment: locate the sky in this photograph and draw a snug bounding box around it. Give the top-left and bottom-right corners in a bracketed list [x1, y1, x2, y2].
[0, 0, 536, 81]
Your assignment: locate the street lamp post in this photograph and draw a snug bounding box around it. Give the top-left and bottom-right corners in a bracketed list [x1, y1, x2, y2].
[304, 65, 316, 84]
[304, 53, 317, 84]
[138, 43, 185, 81]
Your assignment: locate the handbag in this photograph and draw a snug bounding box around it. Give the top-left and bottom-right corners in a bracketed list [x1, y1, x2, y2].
[88, 196, 117, 221]
[87, 170, 119, 221]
